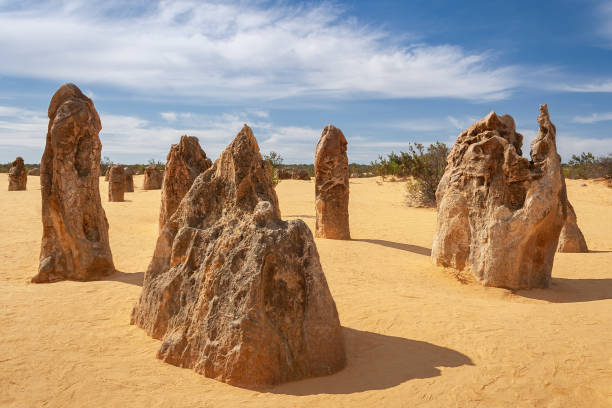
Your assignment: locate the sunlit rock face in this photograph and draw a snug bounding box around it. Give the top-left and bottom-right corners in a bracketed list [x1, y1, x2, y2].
[131, 125, 346, 388]
[314, 125, 350, 240]
[432, 105, 566, 289]
[33, 83, 115, 283]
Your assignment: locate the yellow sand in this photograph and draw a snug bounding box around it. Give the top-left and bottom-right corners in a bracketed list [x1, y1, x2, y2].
[1, 174, 611, 408]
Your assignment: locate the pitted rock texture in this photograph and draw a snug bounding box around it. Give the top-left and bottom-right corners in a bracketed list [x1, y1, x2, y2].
[28, 168, 40, 176]
[108, 165, 125, 202]
[131, 124, 345, 388]
[124, 167, 134, 192]
[432, 105, 566, 289]
[32, 83, 115, 283]
[314, 125, 350, 240]
[143, 166, 163, 190]
[8, 157, 27, 191]
[557, 201, 588, 252]
[158, 135, 212, 230]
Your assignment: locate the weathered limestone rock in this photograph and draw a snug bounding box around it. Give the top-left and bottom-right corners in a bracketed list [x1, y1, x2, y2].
[143, 166, 163, 190]
[158, 135, 212, 229]
[432, 105, 566, 289]
[108, 164, 125, 202]
[314, 125, 350, 239]
[28, 168, 40, 176]
[131, 124, 345, 388]
[8, 157, 27, 191]
[104, 167, 110, 181]
[32, 83, 115, 283]
[124, 167, 134, 192]
[557, 201, 588, 252]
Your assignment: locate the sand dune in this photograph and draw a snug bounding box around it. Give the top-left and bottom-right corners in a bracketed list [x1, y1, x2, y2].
[1, 174, 611, 407]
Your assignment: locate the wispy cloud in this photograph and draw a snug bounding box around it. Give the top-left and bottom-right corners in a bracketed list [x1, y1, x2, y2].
[0, 1, 518, 101]
[572, 112, 612, 124]
[557, 80, 612, 93]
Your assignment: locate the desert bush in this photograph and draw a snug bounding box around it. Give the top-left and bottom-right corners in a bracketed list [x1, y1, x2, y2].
[563, 152, 612, 179]
[402, 142, 449, 207]
[263, 151, 283, 187]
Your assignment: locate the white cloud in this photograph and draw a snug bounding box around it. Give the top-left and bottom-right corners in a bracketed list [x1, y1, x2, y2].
[556, 134, 612, 159]
[0, 1, 518, 101]
[557, 80, 612, 93]
[160, 112, 178, 122]
[572, 112, 612, 124]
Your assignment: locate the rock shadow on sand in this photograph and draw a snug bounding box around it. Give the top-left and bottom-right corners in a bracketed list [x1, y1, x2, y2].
[353, 239, 432, 256]
[516, 277, 612, 303]
[269, 327, 473, 395]
[102, 271, 144, 287]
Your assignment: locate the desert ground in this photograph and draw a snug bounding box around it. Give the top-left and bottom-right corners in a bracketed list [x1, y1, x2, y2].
[1, 174, 611, 407]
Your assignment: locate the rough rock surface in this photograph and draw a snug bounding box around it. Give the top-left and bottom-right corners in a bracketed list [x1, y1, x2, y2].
[143, 166, 163, 190]
[432, 105, 566, 289]
[32, 83, 115, 283]
[278, 168, 293, 179]
[28, 168, 40, 176]
[158, 135, 212, 229]
[8, 157, 27, 191]
[104, 167, 110, 181]
[314, 125, 350, 239]
[557, 201, 588, 252]
[108, 165, 125, 202]
[131, 124, 345, 388]
[124, 167, 134, 192]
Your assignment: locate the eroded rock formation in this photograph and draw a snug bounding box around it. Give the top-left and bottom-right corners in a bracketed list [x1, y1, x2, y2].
[124, 167, 134, 192]
[104, 167, 110, 181]
[432, 105, 566, 289]
[143, 166, 163, 190]
[557, 201, 588, 252]
[28, 168, 40, 176]
[278, 168, 310, 180]
[158, 135, 212, 229]
[314, 125, 350, 239]
[131, 124, 345, 388]
[108, 164, 125, 202]
[142, 166, 164, 190]
[32, 83, 115, 283]
[8, 157, 27, 191]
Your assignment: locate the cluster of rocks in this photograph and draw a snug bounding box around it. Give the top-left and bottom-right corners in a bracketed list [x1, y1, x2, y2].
[23, 82, 591, 387]
[277, 168, 311, 180]
[432, 105, 588, 289]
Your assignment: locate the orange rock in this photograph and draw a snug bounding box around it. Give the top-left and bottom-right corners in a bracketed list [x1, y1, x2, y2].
[8, 157, 27, 191]
[314, 125, 350, 240]
[131, 125, 345, 388]
[32, 83, 115, 283]
[432, 105, 566, 289]
[158, 136, 211, 230]
[143, 166, 162, 190]
[108, 165, 125, 202]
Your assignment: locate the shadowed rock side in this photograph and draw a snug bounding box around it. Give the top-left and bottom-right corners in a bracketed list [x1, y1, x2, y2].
[32, 83, 115, 283]
[432, 105, 565, 289]
[314, 125, 350, 240]
[131, 125, 345, 388]
[158, 135, 212, 230]
[28, 168, 40, 176]
[108, 165, 125, 202]
[124, 167, 134, 192]
[143, 166, 163, 190]
[557, 201, 588, 252]
[8, 157, 27, 191]
[104, 167, 110, 181]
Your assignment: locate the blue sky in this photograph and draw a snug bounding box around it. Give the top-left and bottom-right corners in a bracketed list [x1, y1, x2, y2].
[0, 0, 611, 164]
